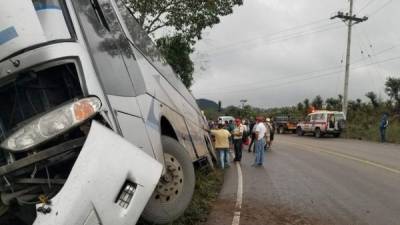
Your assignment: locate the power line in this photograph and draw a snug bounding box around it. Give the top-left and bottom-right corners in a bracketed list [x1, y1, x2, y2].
[205, 23, 343, 57]
[367, 0, 394, 17]
[195, 54, 400, 96]
[359, 0, 377, 12]
[195, 42, 400, 93]
[207, 18, 333, 53]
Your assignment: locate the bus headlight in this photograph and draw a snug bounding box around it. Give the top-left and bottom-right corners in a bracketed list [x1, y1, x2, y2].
[1, 97, 101, 152]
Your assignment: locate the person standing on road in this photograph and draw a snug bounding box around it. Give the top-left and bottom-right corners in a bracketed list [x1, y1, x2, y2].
[270, 118, 275, 149]
[264, 118, 272, 151]
[210, 123, 232, 169]
[232, 118, 245, 162]
[248, 119, 256, 152]
[380, 113, 389, 143]
[253, 117, 266, 167]
[227, 120, 235, 149]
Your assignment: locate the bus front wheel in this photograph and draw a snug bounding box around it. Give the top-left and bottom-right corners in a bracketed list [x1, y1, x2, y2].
[142, 136, 195, 224]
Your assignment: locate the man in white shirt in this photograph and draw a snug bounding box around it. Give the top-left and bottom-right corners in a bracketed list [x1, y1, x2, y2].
[253, 117, 266, 166]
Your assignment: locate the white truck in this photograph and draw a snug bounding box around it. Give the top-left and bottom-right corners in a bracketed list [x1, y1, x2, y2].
[0, 0, 214, 224]
[296, 111, 346, 138]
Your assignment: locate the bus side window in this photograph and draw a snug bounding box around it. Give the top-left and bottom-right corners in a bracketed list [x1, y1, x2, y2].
[72, 0, 136, 97]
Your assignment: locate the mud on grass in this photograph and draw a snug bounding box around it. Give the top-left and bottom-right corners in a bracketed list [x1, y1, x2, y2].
[138, 168, 224, 225]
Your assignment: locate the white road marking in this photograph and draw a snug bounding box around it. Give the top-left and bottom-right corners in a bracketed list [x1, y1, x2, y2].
[285, 141, 400, 175]
[230, 152, 243, 225]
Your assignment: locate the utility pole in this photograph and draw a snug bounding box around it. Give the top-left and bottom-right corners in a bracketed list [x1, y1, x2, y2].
[331, 0, 368, 117]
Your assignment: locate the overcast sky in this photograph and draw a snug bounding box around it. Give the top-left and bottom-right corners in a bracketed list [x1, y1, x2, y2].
[190, 0, 400, 109]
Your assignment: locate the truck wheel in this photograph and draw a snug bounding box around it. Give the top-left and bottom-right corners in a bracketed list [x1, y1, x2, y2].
[142, 136, 195, 224]
[333, 133, 340, 138]
[315, 128, 321, 138]
[296, 127, 304, 136]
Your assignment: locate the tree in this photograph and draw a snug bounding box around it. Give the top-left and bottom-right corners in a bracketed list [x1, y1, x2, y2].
[385, 77, 400, 109]
[326, 97, 341, 110]
[303, 98, 310, 112]
[127, 0, 243, 88]
[365, 91, 379, 108]
[157, 35, 194, 88]
[127, 0, 243, 43]
[312, 95, 324, 109]
[297, 102, 304, 112]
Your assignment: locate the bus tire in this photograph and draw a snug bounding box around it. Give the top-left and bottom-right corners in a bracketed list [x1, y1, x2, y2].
[142, 136, 195, 224]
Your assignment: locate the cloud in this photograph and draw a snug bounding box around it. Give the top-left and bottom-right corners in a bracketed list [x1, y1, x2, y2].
[191, 0, 400, 108]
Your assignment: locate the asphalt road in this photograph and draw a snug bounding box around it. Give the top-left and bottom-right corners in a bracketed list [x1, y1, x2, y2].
[205, 135, 400, 225]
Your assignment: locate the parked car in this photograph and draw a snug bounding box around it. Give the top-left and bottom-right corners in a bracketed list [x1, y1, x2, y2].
[296, 111, 346, 138]
[274, 115, 299, 134]
[0, 1, 214, 224]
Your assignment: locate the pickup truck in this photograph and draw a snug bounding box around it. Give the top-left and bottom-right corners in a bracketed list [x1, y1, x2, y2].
[274, 115, 298, 134]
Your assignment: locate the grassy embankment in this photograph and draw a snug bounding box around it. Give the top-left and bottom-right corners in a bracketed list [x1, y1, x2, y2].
[139, 168, 224, 225]
[344, 112, 400, 143]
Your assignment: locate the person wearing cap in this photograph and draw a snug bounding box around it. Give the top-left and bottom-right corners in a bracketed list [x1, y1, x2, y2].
[253, 117, 266, 166]
[210, 123, 232, 169]
[232, 118, 245, 162]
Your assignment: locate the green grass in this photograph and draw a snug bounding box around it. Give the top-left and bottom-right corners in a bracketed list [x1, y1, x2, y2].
[171, 169, 224, 225]
[344, 113, 400, 144]
[138, 168, 224, 225]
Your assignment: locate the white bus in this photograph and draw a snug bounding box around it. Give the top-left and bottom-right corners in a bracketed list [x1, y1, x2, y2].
[0, 0, 214, 224]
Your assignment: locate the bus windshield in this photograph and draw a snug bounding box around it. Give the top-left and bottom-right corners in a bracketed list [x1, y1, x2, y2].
[0, 0, 72, 61]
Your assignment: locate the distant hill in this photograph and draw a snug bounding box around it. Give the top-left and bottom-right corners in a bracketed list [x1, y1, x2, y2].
[196, 98, 219, 110]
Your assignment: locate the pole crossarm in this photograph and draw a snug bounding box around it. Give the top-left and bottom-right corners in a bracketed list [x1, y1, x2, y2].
[330, 11, 368, 24]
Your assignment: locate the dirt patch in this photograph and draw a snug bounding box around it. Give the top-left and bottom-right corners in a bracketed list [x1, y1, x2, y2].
[204, 199, 327, 225]
[201, 199, 236, 225]
[240, 201, 325, 225]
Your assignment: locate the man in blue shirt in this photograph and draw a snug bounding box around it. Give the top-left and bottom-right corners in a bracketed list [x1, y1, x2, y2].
[380, 113, 389, 143]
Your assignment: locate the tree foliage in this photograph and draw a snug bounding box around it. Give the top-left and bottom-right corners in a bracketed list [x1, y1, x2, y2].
[157, 35, 194, 88]
[365, 91, 379, 108]
[303, 98, 310, 112]
[326, 97, 341, 110]
[385, 77, 400, 109]
[126, 0, 243, 88]
[127, 0, 243, 43]
[312, 95, 324, 109]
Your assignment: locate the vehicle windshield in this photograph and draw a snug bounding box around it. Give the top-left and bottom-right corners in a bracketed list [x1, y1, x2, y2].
[0, 62, 83, 142]
[0, 0, 72, 61]
[334, 113, 345, 121]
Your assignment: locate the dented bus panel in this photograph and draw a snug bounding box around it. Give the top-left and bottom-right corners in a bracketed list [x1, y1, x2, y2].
[0, 0, 214, 224]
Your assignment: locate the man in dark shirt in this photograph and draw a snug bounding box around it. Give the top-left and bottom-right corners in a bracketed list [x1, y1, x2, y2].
[247, 120, 256, 152]
[380, 113, 389, 143]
